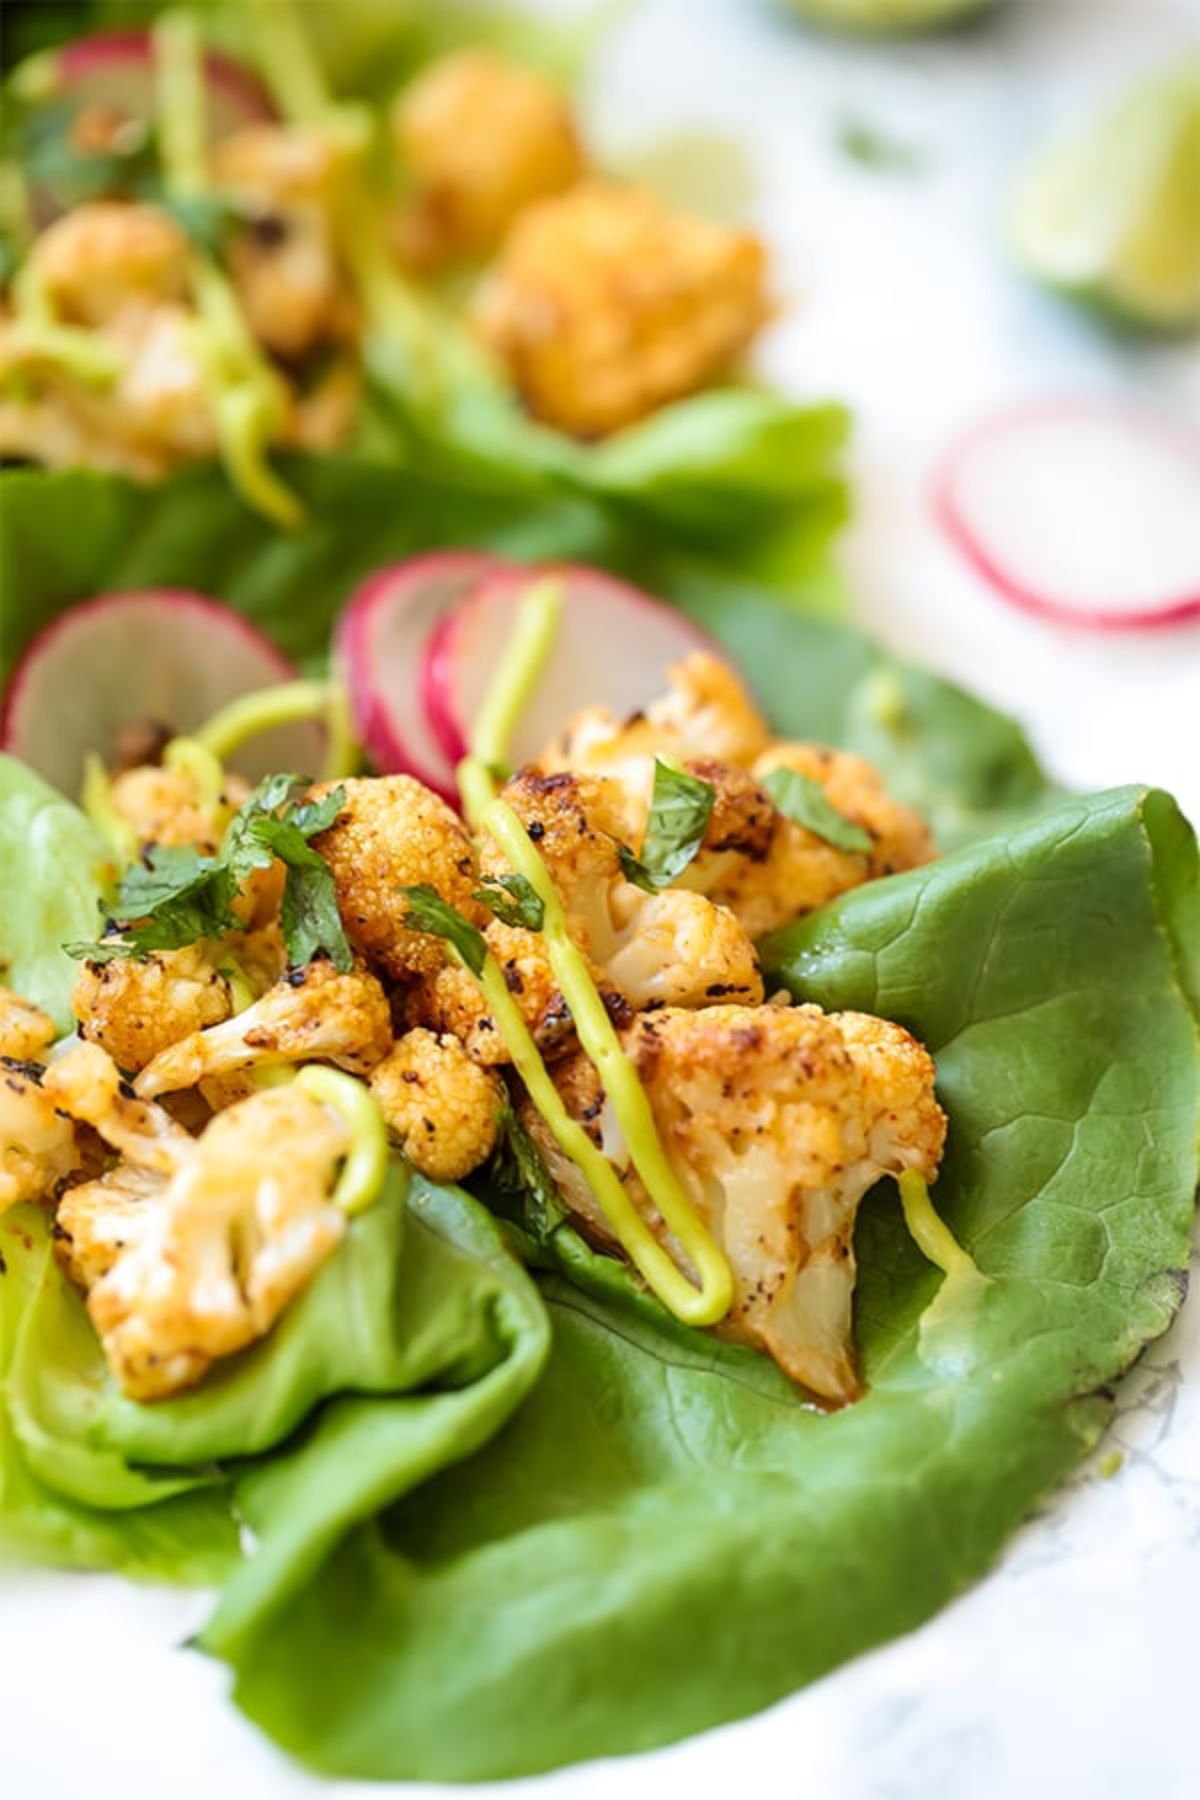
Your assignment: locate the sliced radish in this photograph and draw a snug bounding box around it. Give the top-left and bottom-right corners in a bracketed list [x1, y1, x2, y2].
[50, 29, 275, 140]
[1, 592, 323, 796]
[934, 400, 1200, 630]
[336, 551, 508, 799]
[426, 563, 723, 768]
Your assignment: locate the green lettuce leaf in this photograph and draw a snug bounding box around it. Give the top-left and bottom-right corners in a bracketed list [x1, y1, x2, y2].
[0, 754, 108, 1029]
[191, 785, 1196, 1781]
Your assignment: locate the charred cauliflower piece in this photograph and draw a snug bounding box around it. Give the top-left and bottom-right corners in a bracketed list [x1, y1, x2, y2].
[42, 1041, 192, 1175]
[55, 1163, 166, 1290]
[706, 744, 934, 939]
[78, 1085, 351, 1400]
[25, 201, 190, 328]
[526, 1003, 946, 1404]
[134, 959, 392, 1099]
[474, 182, 770, 436]
[211, 125, 355, 361]
[393, 49, 585, 267]
[109, 761, 248, 855]
[72, 945, 233, 1074]
[493, 769, 763, 1014]
[309, 775, 485, 982]
[539, 652, 772, 808]
[0, 1059, 83, 1212]
[0, 988, 57, 1062]
[369, 1029, 504, 1181]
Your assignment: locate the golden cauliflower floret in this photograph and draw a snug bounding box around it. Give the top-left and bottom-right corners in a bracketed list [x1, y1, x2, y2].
[709, 744, 935, 940]
[72, 946, 233, 1074]
[0, 1059, 83, 1212]
[135, 958, 392, 1099]
[492, 767, 763, 1018]
[309, 775, 485, 981]
[605, 885, 764, 1012]
[392, 49, 585, 267]
[27, 200, 191, 328]
[538, 653, 771, 810]
[41, 1041, 192, 1175]
[754, 742, 934, 878]
[369, 1028, 504, 1182]
[109, 761, 249, 855]
[474, 181, 770, 435]
[212, 124, 355, 360]
[526, 1003, 945, 1405]
[79, 1085, 351, 1400]
[55, 1162, 166, 1290]
[0, 988, 57, 1062]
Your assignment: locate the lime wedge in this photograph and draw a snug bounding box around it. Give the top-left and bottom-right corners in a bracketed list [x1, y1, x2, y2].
[778, 0, 991, 31]
[1011, 55, 1200, 330]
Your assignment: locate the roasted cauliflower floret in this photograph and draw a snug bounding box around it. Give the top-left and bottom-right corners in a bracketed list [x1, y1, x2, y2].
[72, 946, 233, 1074]
[392, 49, 585, 267]
[26, 200, 191, 328]
[707, 744, 935, 939]
[474, 181, 770, 436]
[488, 767, 763, 1016]
[134, 958, 392, 1099]
[539, 653, 772, 809]
[41, 1041, 192, 1175]
[309, 775, 485, 981]
[0, 1059, 83, 1212]
[526, 1003, 946, 1405]
[212, 124, 354, 360]
[0, 988, 57, 1062]
[109, 761, 248, 855]
[76, 1084, 351, 1400]
[605, 885, 764, 1011]
[54, 1162, 166, 1290]
[369, 1029, 504, 1181]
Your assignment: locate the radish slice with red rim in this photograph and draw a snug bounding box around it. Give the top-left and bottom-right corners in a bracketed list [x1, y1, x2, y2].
[49, 28, 275, 139]
[1, 591, 323, 796]
[337, 551, 509, 799]
[425, 563, 724, 769]
[934, 400, 1200, 630]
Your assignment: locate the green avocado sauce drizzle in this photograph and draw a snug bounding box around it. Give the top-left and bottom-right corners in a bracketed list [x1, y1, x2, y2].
[153, 10, 303, 528]
[457, 580, 735, 1328]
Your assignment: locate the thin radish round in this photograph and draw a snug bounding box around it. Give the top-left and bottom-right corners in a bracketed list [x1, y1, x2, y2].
[426, 563, 723, 768]
[1, 591, 323, 796]
[934, 400, 1200, 629]
[336, 552, 508, 799]
[50, 29, 275, 140]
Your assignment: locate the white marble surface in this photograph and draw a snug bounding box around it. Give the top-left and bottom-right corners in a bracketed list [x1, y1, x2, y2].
[3, 3, 1199, 1797]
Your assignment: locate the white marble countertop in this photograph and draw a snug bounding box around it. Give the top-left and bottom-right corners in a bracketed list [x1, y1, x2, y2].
[3, 3, 1198, 1797]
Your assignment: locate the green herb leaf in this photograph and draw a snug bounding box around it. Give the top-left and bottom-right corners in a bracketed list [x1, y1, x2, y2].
[69, 778, 350, 969]
[399, 884, 487, 975]
[761, 767, 873, 854]
[618, 760, 715, 893]
[155, 190, 241, 257]
[473, 873, 544, 932]
[486, 1104, 567, 1245]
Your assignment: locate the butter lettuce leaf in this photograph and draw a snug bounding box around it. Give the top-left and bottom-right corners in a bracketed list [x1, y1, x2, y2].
[0, 755, 108, 1030]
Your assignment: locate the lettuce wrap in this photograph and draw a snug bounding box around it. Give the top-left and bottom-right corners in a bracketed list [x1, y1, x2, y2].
[0, 459, 1197, 1781]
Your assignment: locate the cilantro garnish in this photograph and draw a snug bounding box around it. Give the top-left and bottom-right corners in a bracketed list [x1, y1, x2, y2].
[618, 760, 715, 893]
[760, 767, 873, 854]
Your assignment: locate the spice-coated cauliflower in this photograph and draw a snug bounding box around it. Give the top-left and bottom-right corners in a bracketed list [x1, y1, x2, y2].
[369, 1029, 504, 1181]
[72, 1084, 351, 1400]
[0, 988, 57, 1062]
[212, 124, 356, 361]
[309, 775, 485, 981]
[23, 200, 191, 329]
[392, 49, 585, 267]
[0, 1059, 82, 1212]
[474, 182, 770, 435]
[72, 945, 233, 1074]
[134, 959, 392, 1099]
[525, 1002, 946, 1404]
